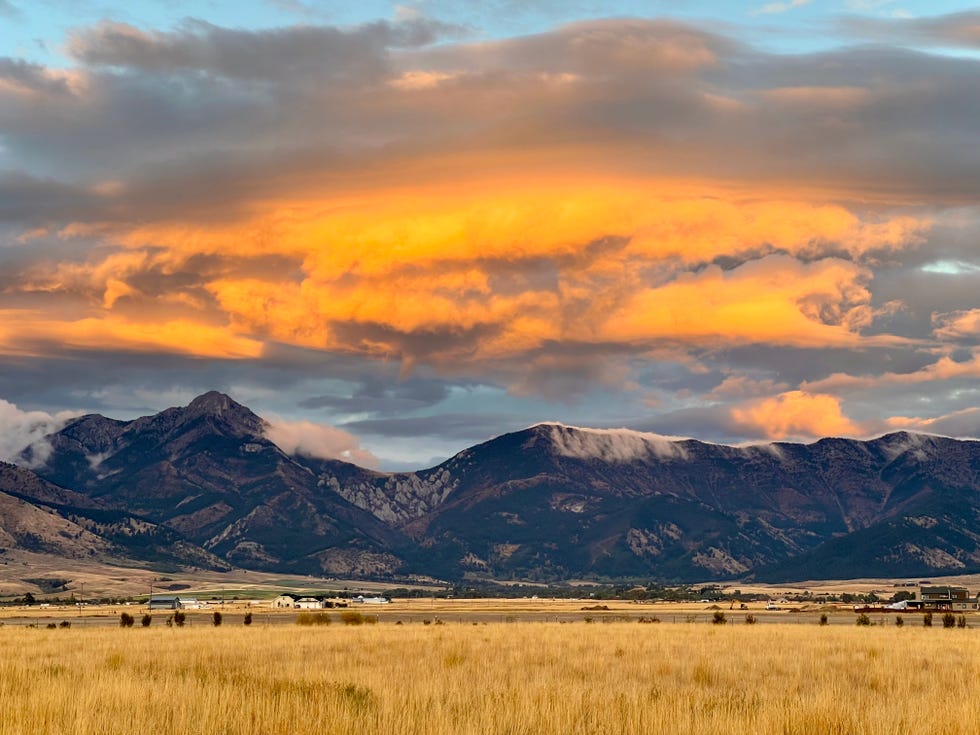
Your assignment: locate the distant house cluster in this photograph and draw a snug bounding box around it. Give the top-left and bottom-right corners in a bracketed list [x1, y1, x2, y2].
[270, 593, 390, 609]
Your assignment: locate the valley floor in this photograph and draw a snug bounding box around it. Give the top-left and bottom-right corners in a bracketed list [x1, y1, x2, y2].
[1, 621, 979, 734]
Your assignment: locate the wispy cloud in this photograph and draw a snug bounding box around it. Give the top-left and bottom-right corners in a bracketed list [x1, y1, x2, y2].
[753, 0, 811, 16]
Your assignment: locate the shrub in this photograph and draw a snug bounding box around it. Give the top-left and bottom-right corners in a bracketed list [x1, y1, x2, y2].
[296, 612, 331, 626]
[957, 614, 967, 629]
[942, 613, 956, 629]
[923, 612, 933, 627]
[712, 611, 727, 625]
[212, 611, 222, 627]
[141, 614, 152, 627]
[173, 610, 186, 627]
[119, 612, 135, 628]
[895, 616, 904, 627]
[341, 611, 366, 625]
[59, 621, 71, 629]
[744, 614, 757, 625]
[855, 613, 871, 626]
[819, 614, 828, 626]
[46, 623, 57, 629]
[243, 612, 252, 626]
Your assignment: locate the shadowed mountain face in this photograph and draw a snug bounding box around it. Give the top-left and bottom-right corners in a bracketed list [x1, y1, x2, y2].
[12, 393, 980, 582]
[25, 392, 410, 576]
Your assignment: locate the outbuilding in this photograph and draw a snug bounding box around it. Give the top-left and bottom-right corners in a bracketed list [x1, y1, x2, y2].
[271, 594, 298, 609]
[148, 596, 182, 610]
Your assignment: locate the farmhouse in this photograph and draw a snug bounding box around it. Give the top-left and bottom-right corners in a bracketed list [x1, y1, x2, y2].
[909, 586, 978, 611]
[295, 597, 324, 610]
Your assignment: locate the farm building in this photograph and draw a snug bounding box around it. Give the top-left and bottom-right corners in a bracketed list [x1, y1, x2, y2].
[271, 594, 298, 609]
[148, 596, 183, 610]
[352, 595, 390, 605]
[295, 597, 323, 610]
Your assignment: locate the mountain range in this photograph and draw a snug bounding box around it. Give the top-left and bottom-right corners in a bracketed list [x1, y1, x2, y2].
[2, 391, 980, 583]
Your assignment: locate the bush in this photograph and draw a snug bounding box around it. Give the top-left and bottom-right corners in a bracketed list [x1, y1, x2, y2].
[923, 612, 933, 627]
[141, 614, 152, 627]
[173, 610, 186, 627]
[712, 611, 726, 625]
[819, 613, 828, 626]
[212, 611, 222, 627]
[296, 612, 331, 626]
[957, 614, 967, 629]
[855, 613, 871, 626]
[895, 616, 904, 627]
[243, 612, 252, 626]
[942, 613, 956, 629]
[119, 612, 135, 628]
[339, 611, 378, 625]
[744, 614, 757, 625]
[59, 621, 71, 629]
[341, 611, 366, 625]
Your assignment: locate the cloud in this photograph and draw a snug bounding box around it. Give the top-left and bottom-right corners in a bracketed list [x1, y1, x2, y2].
[933, 309, 980, 341]
[67, 17, 463, 81]
[730, 390, 862, 440]
[754, 0, 811, 15]
[262, 415, 380, 468]
[884, 407, 980, 439]
[0, 398, 80, 465]
[840, 11, 980, 49]
[1, 11, 980, 462]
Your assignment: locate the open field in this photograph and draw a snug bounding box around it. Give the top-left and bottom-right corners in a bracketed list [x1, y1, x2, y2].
[2, 621, 979, 734]
[3, 596, 979, 628]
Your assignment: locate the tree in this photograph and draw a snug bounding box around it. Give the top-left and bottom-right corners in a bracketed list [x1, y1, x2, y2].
[212, 611, 222, 627]
[889, 591, 915, 604]
[119, 612, 135, 627]
[22, 592, 35, 606]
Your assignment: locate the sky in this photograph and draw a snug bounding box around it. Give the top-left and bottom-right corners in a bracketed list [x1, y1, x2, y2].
[1, 1, 979, 470]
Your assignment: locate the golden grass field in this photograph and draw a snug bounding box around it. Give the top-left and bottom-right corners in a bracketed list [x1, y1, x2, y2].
[3, 618, 980, 734]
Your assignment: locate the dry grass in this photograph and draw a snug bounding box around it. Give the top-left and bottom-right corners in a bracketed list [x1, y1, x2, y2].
[2, 622, 979, 734]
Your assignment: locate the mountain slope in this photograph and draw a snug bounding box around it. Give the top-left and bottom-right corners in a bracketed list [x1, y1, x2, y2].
[18, 394, 980, 582]
[29, 392, 412, 576]
[388, 425, 980, 581]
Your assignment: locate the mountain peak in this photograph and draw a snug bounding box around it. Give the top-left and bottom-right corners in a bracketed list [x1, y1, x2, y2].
[187, 391, 241, 414]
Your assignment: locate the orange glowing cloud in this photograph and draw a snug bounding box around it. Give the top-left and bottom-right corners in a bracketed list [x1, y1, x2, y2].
[730, 390, 862, 439]
[0, 310, 262, 359]
[3, 174, 929, 375]
[601, 255, 884, 348]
